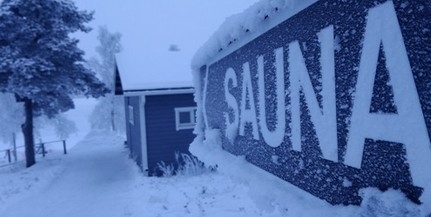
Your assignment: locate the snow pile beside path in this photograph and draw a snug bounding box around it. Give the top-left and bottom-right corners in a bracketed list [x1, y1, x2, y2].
[192, 0, 317, 69]
[189, 129, 427, 217]
[0, 157, 65, 214]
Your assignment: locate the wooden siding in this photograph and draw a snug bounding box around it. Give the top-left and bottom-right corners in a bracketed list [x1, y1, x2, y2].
[125, 96, 143, 168]
[144, 93, 196, 176]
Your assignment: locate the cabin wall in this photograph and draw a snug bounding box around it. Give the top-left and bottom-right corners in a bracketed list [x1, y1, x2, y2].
[144, 93, 196, 176]
[125, 96, 143, 168]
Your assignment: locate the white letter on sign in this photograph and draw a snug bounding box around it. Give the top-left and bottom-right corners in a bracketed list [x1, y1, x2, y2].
[239, 62, 259, 140]
[224, 68, 239, 143]
[345, 1, 431, 187]
[288, 26, 338, 162]
[257, 48, 286, 148]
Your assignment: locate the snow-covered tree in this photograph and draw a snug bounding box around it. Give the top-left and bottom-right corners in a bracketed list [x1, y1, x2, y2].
[0, 0, 109, 167]
[88, 26, 125, 133]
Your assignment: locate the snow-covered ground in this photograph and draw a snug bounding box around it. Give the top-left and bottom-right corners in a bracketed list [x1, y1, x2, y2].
[0, 131, 424, 217]
[0, 98, 427, 217]
[0, 130, 269, 217]
[0, 98, 268, 217]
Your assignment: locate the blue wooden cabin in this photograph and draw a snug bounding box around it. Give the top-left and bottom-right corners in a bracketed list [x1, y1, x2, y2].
[115, 67, 197, 176]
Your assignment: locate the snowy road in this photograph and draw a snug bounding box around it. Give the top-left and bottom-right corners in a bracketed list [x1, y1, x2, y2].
[1, 131, 138, 217]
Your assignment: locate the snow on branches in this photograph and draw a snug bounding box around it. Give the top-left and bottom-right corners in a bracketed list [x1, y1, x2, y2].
[0, 0, 109, 117]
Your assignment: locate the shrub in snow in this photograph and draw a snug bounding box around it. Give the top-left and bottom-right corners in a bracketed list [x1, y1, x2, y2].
[157, 161, 175, 177]
[359, 188, 420, 217]
[175, 153, 214, 177]
[157, 152, 214, 177]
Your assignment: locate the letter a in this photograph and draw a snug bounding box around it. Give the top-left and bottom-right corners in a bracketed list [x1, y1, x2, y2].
[345, 1, 431, 187]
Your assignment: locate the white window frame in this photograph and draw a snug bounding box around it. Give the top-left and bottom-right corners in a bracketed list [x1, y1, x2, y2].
[175, 107, 197, 131]
[128, 105, 134, 125]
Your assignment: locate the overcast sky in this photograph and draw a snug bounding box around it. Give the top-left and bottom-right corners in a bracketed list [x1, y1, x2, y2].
[72, 0, 259, 88]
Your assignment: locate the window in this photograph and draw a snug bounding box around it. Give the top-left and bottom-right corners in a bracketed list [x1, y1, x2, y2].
[128, 105, 134, 125]
[175, 107, 197, 130]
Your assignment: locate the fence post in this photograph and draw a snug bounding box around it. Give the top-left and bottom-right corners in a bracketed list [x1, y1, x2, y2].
[6, 149, 11, 163]
[63, 140, 67, 155]
[41, 143, 45, 158]
[12, 133, 17, 162]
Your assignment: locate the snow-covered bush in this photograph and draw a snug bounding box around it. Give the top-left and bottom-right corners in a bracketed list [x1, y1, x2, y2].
[175, 153, 214, 177]
[157, 152, 214, 177]
[157, 161, 175, 177]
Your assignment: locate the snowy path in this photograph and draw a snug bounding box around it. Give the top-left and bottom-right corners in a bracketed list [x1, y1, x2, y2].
[1, 130, 423, 217]
[1, 131, 270, 217]
[1, 131, 138, 217]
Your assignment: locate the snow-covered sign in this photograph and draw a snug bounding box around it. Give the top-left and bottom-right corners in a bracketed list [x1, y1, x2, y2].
[195, 0, 431, 205]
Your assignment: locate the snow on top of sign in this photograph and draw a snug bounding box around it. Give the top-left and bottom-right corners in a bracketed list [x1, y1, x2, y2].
[191, 0, 318, 69]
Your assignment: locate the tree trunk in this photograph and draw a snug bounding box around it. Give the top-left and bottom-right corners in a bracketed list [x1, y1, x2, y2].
[111, 98, 116, 132]
[22, 98, 36, 167]
[111, 109, 116, 132]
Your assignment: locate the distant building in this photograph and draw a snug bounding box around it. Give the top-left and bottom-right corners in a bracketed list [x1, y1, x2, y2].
[115, 64, 196, 176]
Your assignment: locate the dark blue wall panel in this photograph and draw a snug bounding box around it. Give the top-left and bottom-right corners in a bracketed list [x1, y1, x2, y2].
[145, 93, 196, 176]
[125, 96, 143, 168]
[201, 0, 431, 205]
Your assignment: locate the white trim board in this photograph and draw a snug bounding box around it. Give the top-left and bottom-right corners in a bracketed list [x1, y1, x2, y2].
[123, 88, 194, 97]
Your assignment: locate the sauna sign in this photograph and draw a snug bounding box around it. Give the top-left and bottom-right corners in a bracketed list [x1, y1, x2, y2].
[201, 0, 431, 205]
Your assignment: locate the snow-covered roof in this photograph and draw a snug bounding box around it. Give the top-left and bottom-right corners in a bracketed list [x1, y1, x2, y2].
[73, 0, 260, 91]
[114, 52, 193, 92]
[191, 0, 318, 69]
